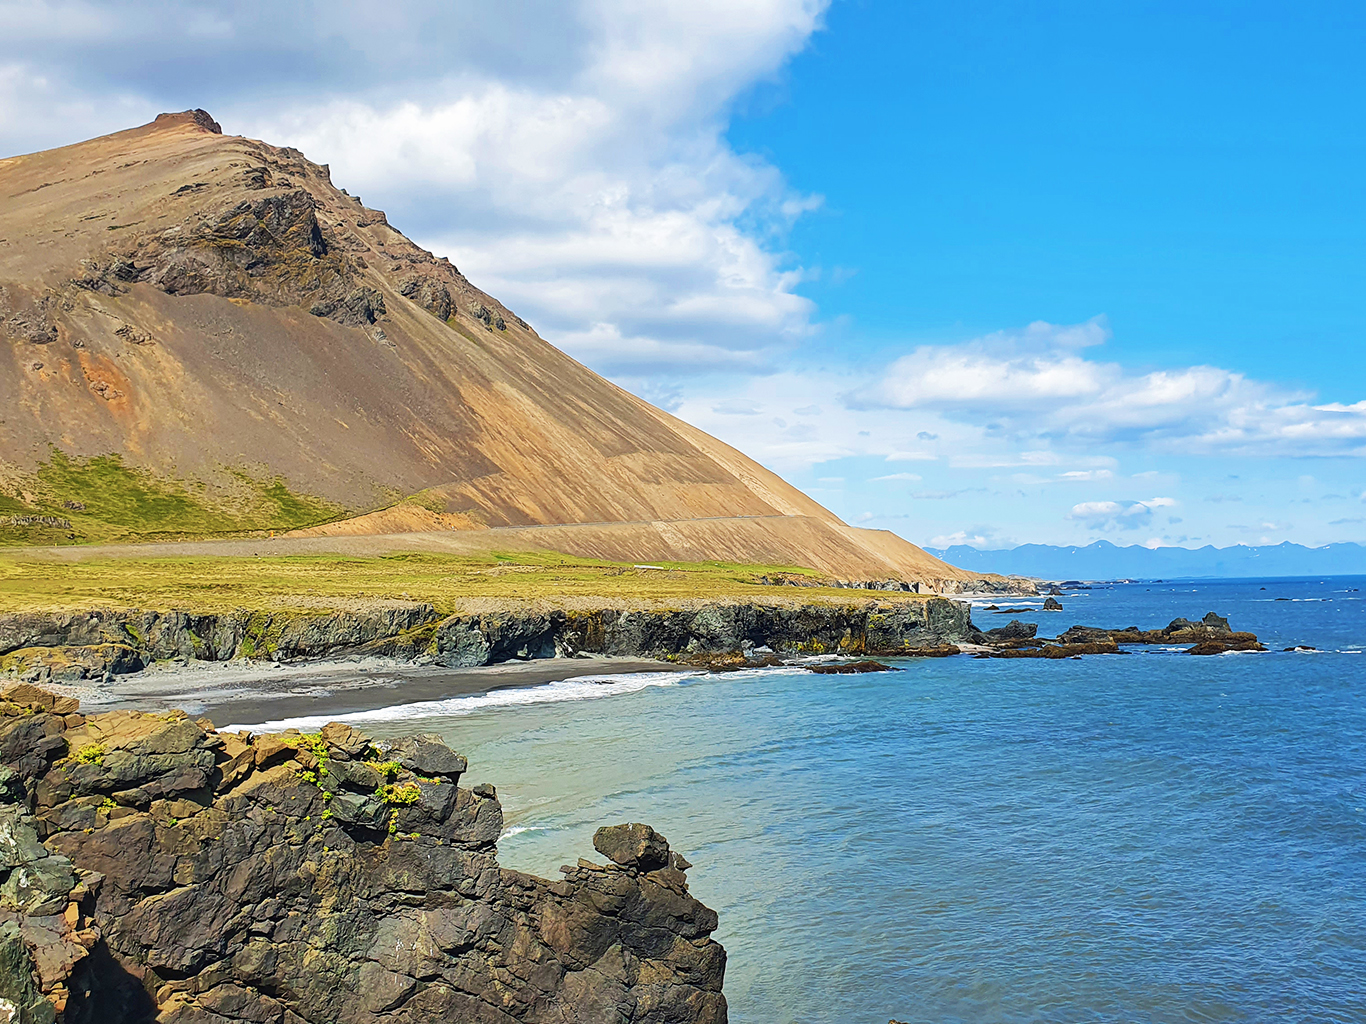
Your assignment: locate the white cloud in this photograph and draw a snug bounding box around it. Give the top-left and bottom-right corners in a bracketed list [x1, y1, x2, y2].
[848, 317, 1366, 457]
[712, 399, 764, 415]
[1070, 501, 1126, 518]
[1067, 496, 1178, 530]
[236, 3, 826, 375]
[870, 472, 922, 482]
[1, 0, 828, 376]
[928, 531, 990, 548]
[887, 451, 939, 462]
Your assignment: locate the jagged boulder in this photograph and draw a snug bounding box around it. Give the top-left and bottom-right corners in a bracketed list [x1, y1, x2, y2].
[983, 619, 1037, 641]
[0, 687, 729, 1023]
[593, 823, 673, 872]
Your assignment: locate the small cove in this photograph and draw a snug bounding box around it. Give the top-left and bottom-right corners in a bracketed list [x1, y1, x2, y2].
[249, 577, 1366, 1022]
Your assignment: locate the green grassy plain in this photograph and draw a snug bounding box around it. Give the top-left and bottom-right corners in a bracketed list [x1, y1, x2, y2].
[0, 452, 344, 545]
[0, 550, 897, 615]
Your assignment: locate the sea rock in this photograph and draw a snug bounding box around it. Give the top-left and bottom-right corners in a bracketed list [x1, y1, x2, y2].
[0, 686, 728, 1023]
[991, 640, 1122, 659]
[807, 660, 900, 674]
[1188, 638, 1267, 655]
[983, 619, 1037, 641]
[1054, 612, 1259, 652]
[1042, 597, 1063, 611]
[383, 733, 467, 780]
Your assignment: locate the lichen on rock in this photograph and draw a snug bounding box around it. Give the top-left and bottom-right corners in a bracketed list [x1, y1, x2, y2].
[0, 683, 728, 1023]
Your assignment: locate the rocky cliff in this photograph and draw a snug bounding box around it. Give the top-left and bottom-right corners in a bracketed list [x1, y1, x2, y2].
[1, 597, 978, 686]
[0, 683, 726, 1023]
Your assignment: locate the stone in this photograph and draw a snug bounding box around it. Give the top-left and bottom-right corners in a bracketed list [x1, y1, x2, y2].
[1201, 611, 1232, 633]
[386, 734, 467, 779]
[1043, 597, 1063, 611]
[1189, 638, 1267, 655]
[983, 619, 1037, 641]
[1, 683, 58, 710]
[807, 660, 899, 674]
[317, 721, 369, 758]
[593, 823, 673, 871]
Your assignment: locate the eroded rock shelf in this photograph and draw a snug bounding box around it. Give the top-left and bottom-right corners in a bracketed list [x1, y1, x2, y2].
[0, 684, 727, 1023]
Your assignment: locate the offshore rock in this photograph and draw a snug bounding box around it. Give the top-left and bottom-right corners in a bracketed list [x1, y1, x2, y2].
[982, 611, 1266, 658]
[806, 660, 900, 674]
[989, 640, 1123, 659]
[1054, 611, 1263, 651]
[981, 619, 1036, 642]
[0, 686, 727, 1023]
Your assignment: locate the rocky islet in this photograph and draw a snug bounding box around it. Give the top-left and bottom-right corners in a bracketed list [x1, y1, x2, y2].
[976, 610, 1267, 659]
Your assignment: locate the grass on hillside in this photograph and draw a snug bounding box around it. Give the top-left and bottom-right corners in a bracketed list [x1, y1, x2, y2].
[0, 550, 914, 614]
[0, 451, 344, 545]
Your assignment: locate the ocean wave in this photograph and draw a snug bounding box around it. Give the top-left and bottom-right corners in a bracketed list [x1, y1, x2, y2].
[500, 825, 550, 840]
[224, 671, 692, 733]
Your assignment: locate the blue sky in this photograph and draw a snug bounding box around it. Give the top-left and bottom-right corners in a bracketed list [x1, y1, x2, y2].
[733, 1, 1365, 389]
[3, 1, 1363, 549]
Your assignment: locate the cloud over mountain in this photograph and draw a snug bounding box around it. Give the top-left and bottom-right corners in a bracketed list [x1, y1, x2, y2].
[1, 0, 828, 375]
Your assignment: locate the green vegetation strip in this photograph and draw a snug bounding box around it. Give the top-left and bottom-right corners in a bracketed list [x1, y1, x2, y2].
[1, 451, 343, 546]
[0, 550, 900, 614]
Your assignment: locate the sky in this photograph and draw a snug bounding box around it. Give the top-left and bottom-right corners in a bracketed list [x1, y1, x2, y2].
[3, 0, 1364, 550]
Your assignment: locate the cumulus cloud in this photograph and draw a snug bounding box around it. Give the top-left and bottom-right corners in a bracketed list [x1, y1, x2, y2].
[1058, 469, 1114, 482]
[928, 531, 989, 548]
[1, 0, 827, 375]
[1067, 497, 1178, 530]
[849, 316, 1366, 456]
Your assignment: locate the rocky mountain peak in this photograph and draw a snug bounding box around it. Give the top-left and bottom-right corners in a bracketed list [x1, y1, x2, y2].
[150, 108, 222, 134]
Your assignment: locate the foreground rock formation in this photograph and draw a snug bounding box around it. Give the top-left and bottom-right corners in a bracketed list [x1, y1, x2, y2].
[0, 684, 725, 1023]
[0, 597, 978, 685]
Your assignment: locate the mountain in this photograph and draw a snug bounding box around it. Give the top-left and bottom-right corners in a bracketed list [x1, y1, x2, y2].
[926, 540, 1366, 580]
[0, 110, 979, 586]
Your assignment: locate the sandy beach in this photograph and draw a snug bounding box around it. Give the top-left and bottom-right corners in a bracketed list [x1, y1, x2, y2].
[67, 655, 684, 729]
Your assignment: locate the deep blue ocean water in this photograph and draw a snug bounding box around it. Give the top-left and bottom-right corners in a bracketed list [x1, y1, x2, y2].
[283, 578, 1366, 1022]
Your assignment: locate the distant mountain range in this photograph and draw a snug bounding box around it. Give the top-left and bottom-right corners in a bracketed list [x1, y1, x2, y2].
[925, 541, 1366, 580]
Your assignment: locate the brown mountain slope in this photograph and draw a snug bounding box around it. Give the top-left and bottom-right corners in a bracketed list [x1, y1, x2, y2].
[0, 110, 990, 586]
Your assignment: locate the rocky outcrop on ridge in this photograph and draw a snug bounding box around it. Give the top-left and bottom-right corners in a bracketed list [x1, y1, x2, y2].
[0, 597, 978, 685]
[0, 683, 726, 1024]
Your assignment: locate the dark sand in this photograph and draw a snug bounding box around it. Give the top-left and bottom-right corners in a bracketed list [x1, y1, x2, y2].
[79, 656, 683, 730]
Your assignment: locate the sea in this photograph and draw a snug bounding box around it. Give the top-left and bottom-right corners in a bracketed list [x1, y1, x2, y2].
[246, 577, 1366, 1023]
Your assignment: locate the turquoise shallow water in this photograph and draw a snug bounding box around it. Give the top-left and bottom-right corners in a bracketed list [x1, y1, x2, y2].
[293, 578, 1366, 1022]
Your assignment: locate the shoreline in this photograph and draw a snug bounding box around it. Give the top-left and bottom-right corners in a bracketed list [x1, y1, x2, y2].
[67, 654, 686, 728]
